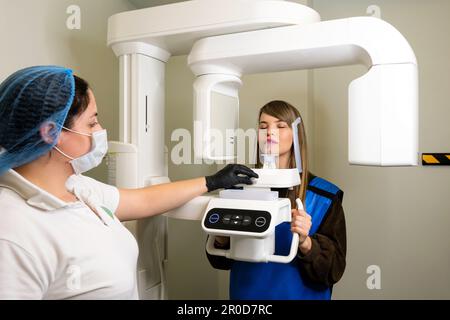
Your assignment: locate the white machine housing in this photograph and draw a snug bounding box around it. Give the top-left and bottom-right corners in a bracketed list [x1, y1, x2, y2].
[188, 17, 419, 166]
[203, 197, 294, 263]
[203, 169, 300, 263]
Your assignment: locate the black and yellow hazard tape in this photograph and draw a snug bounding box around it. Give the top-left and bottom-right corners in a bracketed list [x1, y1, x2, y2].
[422, 153, 450, 166]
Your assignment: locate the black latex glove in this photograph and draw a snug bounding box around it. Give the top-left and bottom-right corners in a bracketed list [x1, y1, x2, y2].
[205, 164, 259, 192]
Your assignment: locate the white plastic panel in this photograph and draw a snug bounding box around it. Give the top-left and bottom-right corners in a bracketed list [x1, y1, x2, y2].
[193, 74, 242, 161]
[132, 54, 167, 184]
[349, 63, 419, 166]
[220, 189, 279, 201]
[116, 53, 167, 183]
[244, 169, 301, 189]
[108, 0, 320, 56]
[188, 17, 417, 76]
[106, 142, 138, 188]
[164, 196, 214, 221]
[189, 17, 419, 166]
[210, 92, 239, 159]
[110, 53, 169, 300]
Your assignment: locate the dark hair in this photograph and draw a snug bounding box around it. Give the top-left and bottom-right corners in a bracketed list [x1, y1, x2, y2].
[63, 75, 90, 129]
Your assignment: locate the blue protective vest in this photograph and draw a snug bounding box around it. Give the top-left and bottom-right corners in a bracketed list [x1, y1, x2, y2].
[229, 176, 342, 300]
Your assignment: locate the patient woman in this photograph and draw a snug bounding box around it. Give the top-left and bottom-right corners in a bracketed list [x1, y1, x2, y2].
[207, 100, 347, 300]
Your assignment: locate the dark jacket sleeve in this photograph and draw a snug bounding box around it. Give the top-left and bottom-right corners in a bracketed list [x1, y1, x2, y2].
[297, 191, 347, 287]
[205, 236, 234, 270]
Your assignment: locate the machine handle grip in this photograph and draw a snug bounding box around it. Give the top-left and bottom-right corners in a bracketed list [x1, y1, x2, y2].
[296, 198, 304, 211]
[267, 233, 299, 263]
[267, 198, 303, 263]
[206, 235, 229, 257]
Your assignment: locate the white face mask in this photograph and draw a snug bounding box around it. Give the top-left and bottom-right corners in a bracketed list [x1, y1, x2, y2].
[54, 127, 108, 175]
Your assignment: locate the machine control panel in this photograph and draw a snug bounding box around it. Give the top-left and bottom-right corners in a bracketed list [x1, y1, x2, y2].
[204, 208, 271, 233]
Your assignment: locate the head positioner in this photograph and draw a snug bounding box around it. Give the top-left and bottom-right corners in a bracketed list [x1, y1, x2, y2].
[0, 66, 75, 175]
[292, 117, 302, 174]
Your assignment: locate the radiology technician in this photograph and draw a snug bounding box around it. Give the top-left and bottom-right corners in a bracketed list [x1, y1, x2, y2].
[0, 66, 258, 300]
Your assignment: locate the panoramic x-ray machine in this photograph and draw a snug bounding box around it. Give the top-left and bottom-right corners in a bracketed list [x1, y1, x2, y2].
[106, 0, 418, 299]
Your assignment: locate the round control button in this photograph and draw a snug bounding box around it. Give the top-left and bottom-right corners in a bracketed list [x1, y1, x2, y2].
[209, 213, 220, 224]
[255, 217, 267, 228]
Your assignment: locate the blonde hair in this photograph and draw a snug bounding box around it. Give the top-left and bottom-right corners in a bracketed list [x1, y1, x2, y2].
[256, 101, 308, 208]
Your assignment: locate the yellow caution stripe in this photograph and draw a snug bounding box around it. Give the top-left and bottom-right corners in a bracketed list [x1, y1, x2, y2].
[422, 153, 450, 166]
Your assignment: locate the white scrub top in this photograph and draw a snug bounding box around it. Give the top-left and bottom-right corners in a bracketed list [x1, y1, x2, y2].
[0, 170, 139, 300]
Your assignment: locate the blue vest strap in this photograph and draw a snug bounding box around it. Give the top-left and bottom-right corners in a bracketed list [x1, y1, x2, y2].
[306, 176, 342, 235]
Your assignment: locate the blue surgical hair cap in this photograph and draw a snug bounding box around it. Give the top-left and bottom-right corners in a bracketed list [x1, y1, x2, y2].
[0, 66, 75, 176]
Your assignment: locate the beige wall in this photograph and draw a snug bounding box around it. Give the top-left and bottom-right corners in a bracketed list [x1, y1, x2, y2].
[311, 0, 450, 299]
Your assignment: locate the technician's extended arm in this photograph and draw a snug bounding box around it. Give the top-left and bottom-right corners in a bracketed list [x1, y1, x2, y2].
[115, 164, 257, 222]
